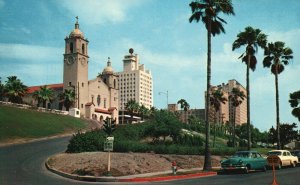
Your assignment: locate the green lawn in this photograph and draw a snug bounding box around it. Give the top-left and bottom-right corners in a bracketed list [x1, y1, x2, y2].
[0, 105, 87, 142]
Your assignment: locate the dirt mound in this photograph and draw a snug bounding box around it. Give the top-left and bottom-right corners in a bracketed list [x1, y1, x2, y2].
[47, 152, 221, 177]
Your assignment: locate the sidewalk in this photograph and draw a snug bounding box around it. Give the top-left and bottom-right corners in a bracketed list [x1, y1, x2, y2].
[45, 160, 219, 183]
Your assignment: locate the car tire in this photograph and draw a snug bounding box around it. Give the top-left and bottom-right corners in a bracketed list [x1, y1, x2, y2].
[291, 161, 296, 168]
[277, 163, 282, 170]
[244, 165, 250, 174]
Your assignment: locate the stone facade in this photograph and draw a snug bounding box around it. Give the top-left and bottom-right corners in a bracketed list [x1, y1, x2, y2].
[24, 19, 119, 123]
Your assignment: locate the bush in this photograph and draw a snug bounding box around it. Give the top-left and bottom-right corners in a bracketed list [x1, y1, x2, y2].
[66, 129, 106, 153]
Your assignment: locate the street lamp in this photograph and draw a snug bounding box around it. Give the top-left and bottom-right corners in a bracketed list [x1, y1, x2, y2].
[158, 90, 168, 109]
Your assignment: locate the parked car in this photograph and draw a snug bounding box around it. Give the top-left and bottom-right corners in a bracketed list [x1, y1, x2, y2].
[220, 151, 267, 174]
[267, 150, 298, 169]
[290, 150, 300, 164]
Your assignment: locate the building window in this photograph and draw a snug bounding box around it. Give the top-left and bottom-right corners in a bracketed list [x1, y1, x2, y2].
[97, 95, 101, 106]
[82, 83, 84, 87]
[70, 42, 73, 53]
[81, 104, 83, 108]
[82, 44, 85, 54]
[104, 98, 107, 108]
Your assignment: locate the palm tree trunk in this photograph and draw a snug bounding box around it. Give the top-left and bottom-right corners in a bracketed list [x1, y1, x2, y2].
[233, 107, 236, 148]
[275, 73, 281, 149]
[246, 54, 251, 150]
[204, 18, 212, 171]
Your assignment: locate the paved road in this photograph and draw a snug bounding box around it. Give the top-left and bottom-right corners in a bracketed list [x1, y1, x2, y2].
[1, 137, 300, 185]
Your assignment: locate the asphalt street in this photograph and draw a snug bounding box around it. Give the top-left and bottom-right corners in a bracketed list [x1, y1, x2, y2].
[1, 137, 300, 185]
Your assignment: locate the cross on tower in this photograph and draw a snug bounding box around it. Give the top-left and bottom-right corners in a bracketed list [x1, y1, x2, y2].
[75, 16, 79, 23]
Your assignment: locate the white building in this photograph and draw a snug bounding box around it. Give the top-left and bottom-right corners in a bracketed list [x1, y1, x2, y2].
[117, 49, 153, 110]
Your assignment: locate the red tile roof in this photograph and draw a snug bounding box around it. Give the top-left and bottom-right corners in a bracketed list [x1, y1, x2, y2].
[27, 83, 63, 93]
[95, 108, 111, 114]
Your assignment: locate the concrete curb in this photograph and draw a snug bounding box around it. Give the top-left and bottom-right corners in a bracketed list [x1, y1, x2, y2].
[45, 158, 218, 183]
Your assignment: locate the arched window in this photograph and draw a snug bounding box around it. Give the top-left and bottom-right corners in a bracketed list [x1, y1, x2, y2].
[82, 44, 85, 54]
[70, 42, 73, 53]
[114, 79, 116, 88]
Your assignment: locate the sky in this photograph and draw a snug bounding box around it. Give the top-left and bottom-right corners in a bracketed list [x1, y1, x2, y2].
[0, 0, 299, 131]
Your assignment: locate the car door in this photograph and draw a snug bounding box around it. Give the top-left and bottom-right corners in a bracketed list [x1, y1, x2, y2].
[282, 151, 289, 166]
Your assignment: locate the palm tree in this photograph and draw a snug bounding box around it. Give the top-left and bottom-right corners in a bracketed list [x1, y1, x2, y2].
[232, 26, 267, 150]
[263, 41, 293, 149]
[177, 99, 190, 123]
[189, 0, 234, 170]
[138, 104, 149, 121]
[125, 99, 139, 123]
[59, 89, 75, 111]
[228, 87, 245, 147]
[33, 85, 54, 108]
[289, 90, 300, 122]
[209, 87, 227, 147]
[4, 76, 27, 103]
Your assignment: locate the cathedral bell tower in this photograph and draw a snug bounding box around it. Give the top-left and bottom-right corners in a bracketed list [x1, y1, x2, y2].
[63, 17, 89, 115]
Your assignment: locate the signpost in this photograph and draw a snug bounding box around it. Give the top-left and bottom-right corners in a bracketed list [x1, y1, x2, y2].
[267, 155, 280, 185]
[104, 137, 114, 175]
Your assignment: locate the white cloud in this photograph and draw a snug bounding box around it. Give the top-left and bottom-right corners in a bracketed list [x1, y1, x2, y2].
[0, 43, 61, 62]
[58, 0, 147, 25]
[21, 27, 31, 34]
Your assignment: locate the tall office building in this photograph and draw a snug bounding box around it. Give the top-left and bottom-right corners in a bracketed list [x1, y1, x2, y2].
[207, 79, 247, 125]
[117, 49, 153, 111]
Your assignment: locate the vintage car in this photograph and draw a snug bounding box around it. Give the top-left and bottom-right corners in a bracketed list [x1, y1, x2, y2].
[220, 151, 267, 173]
[267, 150, 299, 169]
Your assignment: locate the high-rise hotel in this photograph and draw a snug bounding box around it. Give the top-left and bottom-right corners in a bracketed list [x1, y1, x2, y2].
[117, 49, 153, 111]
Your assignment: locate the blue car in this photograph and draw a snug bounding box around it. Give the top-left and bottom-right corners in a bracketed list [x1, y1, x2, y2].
[221, 151, 267, 173]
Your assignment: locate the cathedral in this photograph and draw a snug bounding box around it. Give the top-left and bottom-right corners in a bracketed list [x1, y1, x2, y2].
[24, 18, 119, 123]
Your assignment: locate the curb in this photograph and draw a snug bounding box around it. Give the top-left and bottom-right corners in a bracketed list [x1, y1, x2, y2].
[45, 158, 217, 183]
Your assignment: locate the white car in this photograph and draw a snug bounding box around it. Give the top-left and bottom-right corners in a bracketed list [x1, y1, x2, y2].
[267, 150, 299, 169]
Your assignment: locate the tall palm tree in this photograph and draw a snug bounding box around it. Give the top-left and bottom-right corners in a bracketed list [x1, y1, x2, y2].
[59, 89, 75, 111]
[189, 0, 234, 170]
[4, 76, 27, 103]
[263, 41, 293, 149]
[232, 26, 267, 150]
[177, 99, 190, 123]
[125, 99, 139, 123]
[228, 87, 245, 147]
[33, 85, 54, 108]
[209, 87, 227, 147]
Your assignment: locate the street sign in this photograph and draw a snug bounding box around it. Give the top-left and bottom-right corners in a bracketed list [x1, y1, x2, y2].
[104, 140, 113, 151]
[107, 136, 114, 141]
[267, 155, 280, 165]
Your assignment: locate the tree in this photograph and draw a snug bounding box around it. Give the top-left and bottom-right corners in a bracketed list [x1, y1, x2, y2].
[177, 99, 190, 123]
[147, 110, 183, 143]
[289, 90, 300, 121]
[232, 26, 267, 150]
[138, 104, 149, 121]
[209, 87, 227, 147]
[263, 41, 293, 149]
[4, 76, 27, 103]
[0, 77, 5, 101]
[59, 89, 75, 111]
[32, 85, 54, 108]
[125, 99, 139, 123]
[228, 87, 245, 147]
[268, 123, 298, 149]
[189, 0, 234, 170]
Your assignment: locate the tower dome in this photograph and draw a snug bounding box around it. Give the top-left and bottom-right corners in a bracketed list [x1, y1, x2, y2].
[103, 57, 114, 74]
[69, 16, 84, 38]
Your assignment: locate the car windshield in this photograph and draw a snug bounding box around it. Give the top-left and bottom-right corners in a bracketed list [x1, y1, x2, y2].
[268, 151, 281, 156]
[233, 152, 250, 158]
